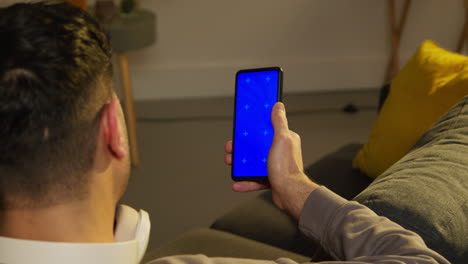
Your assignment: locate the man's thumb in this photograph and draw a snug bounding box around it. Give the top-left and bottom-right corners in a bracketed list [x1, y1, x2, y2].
[271, 102, 288, 132]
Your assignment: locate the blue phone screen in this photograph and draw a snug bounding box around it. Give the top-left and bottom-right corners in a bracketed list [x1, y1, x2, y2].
[233, 69, 280, 178]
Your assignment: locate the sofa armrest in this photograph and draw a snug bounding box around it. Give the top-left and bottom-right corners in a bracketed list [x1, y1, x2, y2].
[354, 98, 468, 263]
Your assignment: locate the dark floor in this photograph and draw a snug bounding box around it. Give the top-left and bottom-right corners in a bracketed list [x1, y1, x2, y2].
[120, 89, 379, 251]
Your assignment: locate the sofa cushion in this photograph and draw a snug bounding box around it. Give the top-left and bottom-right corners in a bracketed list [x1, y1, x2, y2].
[143, 228, 310, 263]
[354, 96, 468, 264]
[353, 40, 468, 178]
[210, 191, 317, 257]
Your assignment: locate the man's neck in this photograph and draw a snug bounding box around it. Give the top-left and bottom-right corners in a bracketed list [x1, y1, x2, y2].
[0, 199, 116, 243]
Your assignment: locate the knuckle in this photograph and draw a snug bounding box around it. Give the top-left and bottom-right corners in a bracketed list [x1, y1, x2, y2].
[291, 131, 301, 141]
[275, 132, 291, 143]
[275, 131, 287, 140]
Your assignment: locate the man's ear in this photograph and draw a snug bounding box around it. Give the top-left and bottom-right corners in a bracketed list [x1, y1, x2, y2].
[102, 98, 126, 159]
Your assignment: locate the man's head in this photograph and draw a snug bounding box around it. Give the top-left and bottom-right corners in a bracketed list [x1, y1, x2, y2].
[0, 2, 130, 210]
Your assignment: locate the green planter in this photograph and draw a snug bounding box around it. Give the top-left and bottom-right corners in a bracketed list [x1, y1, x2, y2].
[120, 0, 137, 14]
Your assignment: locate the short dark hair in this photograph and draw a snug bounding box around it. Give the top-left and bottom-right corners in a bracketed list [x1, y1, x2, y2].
[0, 2, 113, 209]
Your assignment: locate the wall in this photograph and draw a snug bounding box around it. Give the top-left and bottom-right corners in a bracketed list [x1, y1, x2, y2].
[1, 0, 464, 100]
[124, 0, 464, 100]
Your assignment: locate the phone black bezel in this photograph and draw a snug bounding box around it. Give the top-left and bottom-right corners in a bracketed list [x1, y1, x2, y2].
[231, 66, 283, 182]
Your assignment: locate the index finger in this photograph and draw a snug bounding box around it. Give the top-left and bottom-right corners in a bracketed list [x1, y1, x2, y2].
[224, 140, 232, 153]
[232, 181, 271, 192]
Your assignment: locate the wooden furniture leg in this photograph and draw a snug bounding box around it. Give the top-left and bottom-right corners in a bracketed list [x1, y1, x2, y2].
[385, 0, 412, 83]
[118, 53, 140, 166]
[456, 0, 468, 53]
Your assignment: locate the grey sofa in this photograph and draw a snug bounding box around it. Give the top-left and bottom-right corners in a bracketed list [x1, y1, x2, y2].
[145, 94, 468, 264]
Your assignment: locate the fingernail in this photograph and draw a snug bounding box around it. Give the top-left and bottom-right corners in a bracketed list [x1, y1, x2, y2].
[277, 102, 285, 111]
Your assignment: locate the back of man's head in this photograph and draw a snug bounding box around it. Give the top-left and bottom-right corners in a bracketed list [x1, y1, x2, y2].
[0, 2, 113, 209]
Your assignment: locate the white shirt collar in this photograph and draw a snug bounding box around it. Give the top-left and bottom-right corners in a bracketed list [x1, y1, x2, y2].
[0, 205, 150, 264]
[0, 236, 139, 264]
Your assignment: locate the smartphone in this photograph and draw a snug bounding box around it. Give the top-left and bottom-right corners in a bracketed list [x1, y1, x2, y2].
[231, 67, 283, 181]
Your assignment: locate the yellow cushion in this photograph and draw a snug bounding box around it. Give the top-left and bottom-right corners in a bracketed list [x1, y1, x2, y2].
[353, 40, 468, 178]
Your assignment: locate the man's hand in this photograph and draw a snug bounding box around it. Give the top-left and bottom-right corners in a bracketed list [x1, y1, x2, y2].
[224, 103, 319, 219]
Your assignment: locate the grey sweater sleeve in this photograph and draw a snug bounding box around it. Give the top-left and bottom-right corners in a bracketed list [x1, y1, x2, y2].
[298, 186, 449, 264]
[147, 187, 450, 264]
